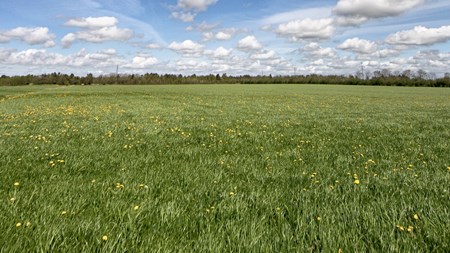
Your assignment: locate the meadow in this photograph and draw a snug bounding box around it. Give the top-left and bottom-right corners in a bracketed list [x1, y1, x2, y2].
[0, 84, 449, 252]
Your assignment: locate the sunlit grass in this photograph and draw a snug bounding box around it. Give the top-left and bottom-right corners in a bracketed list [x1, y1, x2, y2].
[1, 84, 449, 252]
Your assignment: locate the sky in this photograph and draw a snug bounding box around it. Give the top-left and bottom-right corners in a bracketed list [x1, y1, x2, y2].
[0, 0, 449, 77]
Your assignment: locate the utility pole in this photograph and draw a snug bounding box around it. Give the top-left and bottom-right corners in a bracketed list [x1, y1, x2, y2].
[115, 65, 119, 84]
[360, 62, 365, 80]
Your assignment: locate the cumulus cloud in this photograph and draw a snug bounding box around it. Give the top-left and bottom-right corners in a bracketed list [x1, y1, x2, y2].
[302, 42, 336, 58]
[172, 0, 217, 22]
[237, 35, 262, 51]
[0, 27, 55, 47]
[202, 28, 239, 41]
[64, 16, 118, 28]
[338, 37, 378, 54]
[0, 47, 162, 72]
[146, 43, 162, 49]
[250, 50, 277, 60]
[126, 55, 159, 69]
[171, 12, 196, 22]
[168, 40, 204, 56]
[372, 48, 400, 58]
[177, 0, 218, 11]
[275, 18, 335, 40]
[62, 16, 133, 48]
[385, 25, 450, 46]
[334, 0, 424, 25]
[211, 47, 233, 58]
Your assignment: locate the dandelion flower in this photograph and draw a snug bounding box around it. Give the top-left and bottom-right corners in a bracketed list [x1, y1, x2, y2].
[413, 214, 419, 220]
[102, 235, 108, 241]
[25, 222, 32, 227]
[229, 192, 235, 196]
[133, 205, 139, 211]
[407, 226, 414, 233]
[396, 225, 404, 231]
[10, 197, 16, 202]
[61, 211, 67, 215]
[354, 179, 360, 185]
[16, 222, 22, 227]
[14, 182, 20, 187]
[316, 216, 321, 221]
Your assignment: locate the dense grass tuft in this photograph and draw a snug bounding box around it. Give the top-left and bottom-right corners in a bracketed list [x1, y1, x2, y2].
[1, 84, 449, 252]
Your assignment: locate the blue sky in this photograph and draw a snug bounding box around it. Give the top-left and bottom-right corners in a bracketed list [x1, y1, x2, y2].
[1, 0, 449, 77]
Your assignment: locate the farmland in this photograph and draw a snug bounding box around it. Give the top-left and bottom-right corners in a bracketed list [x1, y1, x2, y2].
[1, 84, 449, 252]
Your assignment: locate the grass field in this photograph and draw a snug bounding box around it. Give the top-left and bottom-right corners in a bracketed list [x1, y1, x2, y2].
[1, 84, 449, 252]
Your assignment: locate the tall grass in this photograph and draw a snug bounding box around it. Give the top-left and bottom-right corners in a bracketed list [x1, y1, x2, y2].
[1, 84, 449, 252]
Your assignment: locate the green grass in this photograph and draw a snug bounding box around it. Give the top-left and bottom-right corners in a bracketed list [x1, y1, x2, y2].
[1, 84, 449, 252]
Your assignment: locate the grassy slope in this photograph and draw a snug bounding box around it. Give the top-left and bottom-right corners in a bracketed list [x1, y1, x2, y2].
[1, 84, 449, 252]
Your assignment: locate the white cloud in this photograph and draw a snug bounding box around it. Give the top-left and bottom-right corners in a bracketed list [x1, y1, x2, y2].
[338, 37, 378, 54]
[275, 18, 335, 40]
[212, 47, 232, 58]
[61, 16, 133, 48]
[372, 48, 400, 58]
[168, 40, 204, 56]
[216, 31, 232, 40]
[334, 0, 424, 25]
[237, 35, 262, 51]
[177, 0, 218, 11]
[0, 27, 55, 47]
[250, 50, 277, 60]
[263, 7, 332, 24]
[146, 43, 162, 49]
[172, 0, 217, 22]
[386, 25, 450, 46]
[126, 55, 159, 69]
[171, 12, 196, 22]
[65, 16, 118, 28]
[303, 43, 336, 58]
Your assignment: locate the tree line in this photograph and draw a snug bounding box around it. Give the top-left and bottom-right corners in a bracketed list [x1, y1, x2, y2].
[1, 69, 449, 87]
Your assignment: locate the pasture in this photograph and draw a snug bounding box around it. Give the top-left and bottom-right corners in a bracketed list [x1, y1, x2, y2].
[1, 84, 449, 252]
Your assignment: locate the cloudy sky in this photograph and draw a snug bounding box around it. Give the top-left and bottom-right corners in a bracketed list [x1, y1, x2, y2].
[1, 0, 449, 77]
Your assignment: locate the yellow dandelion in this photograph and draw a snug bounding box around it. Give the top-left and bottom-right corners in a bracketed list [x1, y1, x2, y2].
[133, 205, 140, 211]
[16, 222, 22, 227]
[61, 211, 67, 215]
[229, 192, 235, 196]
[13, 182, 20, 187]
[102, 235, 108, 241]
[396, 225, 404, 231]
[407, 226, 414, 233]
[413, 214, 419, 220]
[317, 216, 321, 221]
[354, 179, 360, 185]
[10, 197, 16, 202]
[25, 222, 32, 227]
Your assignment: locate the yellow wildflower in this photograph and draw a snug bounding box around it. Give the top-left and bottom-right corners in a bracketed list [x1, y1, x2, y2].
[25, 222, 32, 227]
[317, 216, 321, 221]
[229, 192, 235, 196]
[413, 214, 419, 220]
[133, 205, 139, 211]
[102, 235, 108, 241]
[16, 222, 22, 227]
[354, 179, 360, 185]
[407, 226, 414, 233]
[13, 182, 20, 187]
